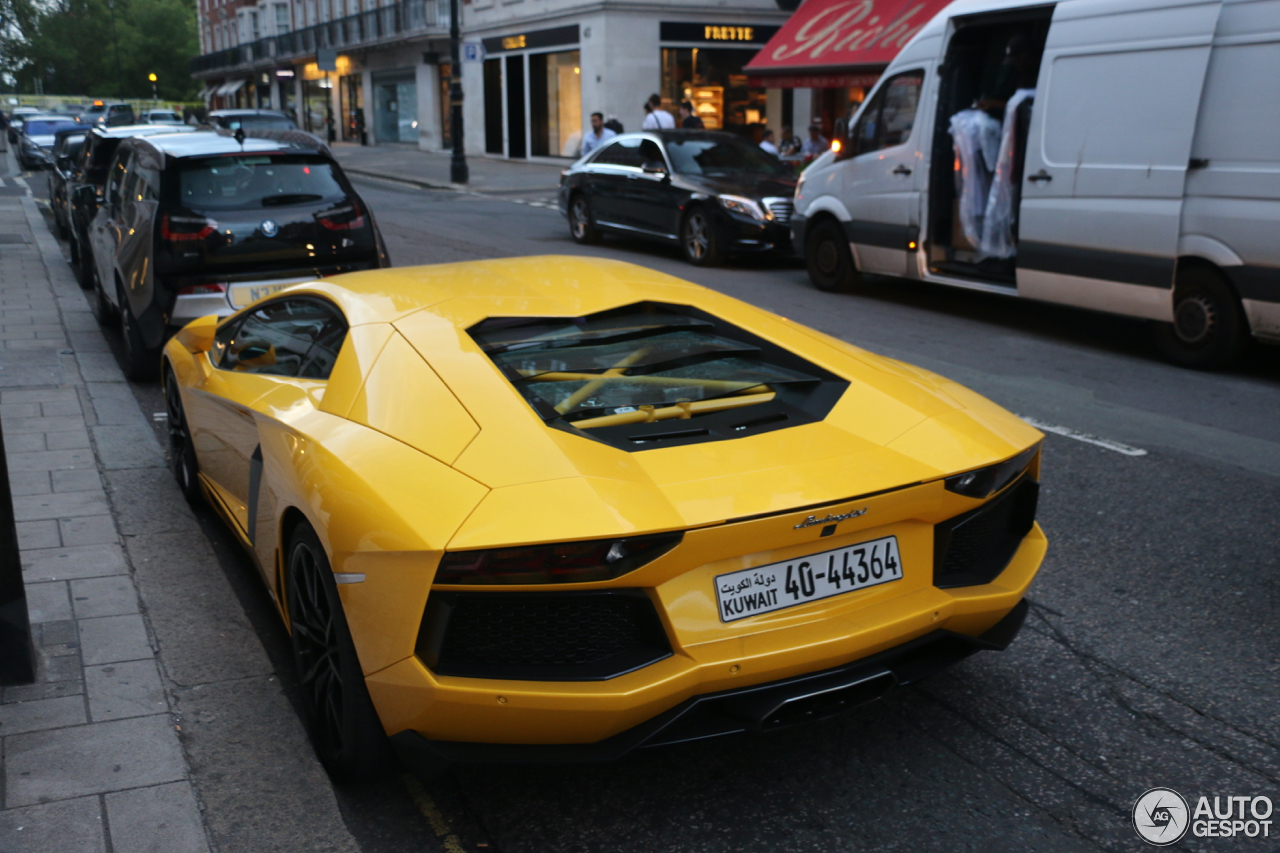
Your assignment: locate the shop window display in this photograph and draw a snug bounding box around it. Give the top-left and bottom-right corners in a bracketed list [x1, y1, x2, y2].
[661, 48, 766, 136]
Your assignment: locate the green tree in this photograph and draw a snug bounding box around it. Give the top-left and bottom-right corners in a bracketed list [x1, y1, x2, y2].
[1, 0, 199, 99]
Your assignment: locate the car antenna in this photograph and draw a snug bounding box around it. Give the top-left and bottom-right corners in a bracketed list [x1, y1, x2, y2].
[234, 127, 246, 148]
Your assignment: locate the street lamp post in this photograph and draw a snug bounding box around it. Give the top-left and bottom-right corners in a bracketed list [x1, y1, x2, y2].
[107, 0, 123, 99]
[149, 73, 158, 105]
[448, 0, 468, 184]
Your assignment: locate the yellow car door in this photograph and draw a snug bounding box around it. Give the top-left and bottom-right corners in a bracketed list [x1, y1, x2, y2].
[189, 296, 347, 542]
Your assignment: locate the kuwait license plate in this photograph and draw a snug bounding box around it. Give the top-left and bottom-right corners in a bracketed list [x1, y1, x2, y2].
[230, 281, 292, 308]
[715, 536, 903, 623]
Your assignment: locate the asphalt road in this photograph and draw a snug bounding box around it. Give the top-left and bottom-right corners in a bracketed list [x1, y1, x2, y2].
[40, 168, 1280, 853]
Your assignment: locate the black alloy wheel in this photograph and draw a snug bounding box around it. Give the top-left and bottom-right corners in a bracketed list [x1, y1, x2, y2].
[806, 218, 860, 293]
[681, 206, 722, 266]
[163, 369, 202, 503]
[117, 283, 159, 381]
[1153, 266, 1248, 370]
[286, 521, 394, 782]
[568, 193, 601, 244]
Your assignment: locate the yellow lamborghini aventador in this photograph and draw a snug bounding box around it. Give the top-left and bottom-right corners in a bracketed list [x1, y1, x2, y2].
[162, 256, 1046, 779]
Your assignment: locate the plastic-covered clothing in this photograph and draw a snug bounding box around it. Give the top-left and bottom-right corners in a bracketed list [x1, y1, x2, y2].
[948, 109, 1002, 250]
[979, 89, 1036, 259]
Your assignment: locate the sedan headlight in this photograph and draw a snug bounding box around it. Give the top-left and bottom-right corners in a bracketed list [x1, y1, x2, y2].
[718, 194, 769, 222]
[434, 531, 683, 585]
[945, 443, 1040, 499]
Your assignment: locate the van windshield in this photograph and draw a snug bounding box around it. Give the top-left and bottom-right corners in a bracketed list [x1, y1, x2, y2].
[178, 155, 345, 210]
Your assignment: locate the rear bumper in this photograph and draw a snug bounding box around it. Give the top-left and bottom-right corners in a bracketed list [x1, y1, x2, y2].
[392, 598, 1028, 767]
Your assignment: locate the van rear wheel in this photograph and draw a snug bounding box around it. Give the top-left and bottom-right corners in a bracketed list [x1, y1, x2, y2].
[1154, 267, 1248, 370]
[806, 219, 860, 293]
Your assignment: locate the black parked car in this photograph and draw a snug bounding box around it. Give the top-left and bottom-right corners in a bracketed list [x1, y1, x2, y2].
[67, 125, 199, 289]
[47, 127, 90, 238]
[208, 109, 296, 131]
[558, 130, 797, 266]
[16, 116, 79, 170]
[87, 131, 389, 378]
[79, 102, 136, 127]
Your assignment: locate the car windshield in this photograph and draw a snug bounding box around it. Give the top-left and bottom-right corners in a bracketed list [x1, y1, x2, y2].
[25, 120, 80, 137]
[664, 138, 792, 178]
[472, 307, 819, 427]
[178, 155, 345, 210]
[149, 112, 182, 122]
[218, 114, 295, 130]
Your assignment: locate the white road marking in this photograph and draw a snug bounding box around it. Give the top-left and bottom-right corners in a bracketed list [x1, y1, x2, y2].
[0, 178, 6, 187]
[14, 176, 28, 189]
[153, 412, 168, 421]
[1019, 415, 1148, 457]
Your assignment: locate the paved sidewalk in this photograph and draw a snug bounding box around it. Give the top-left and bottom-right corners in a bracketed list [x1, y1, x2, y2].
[0, 159, 361, 851]
[329, 142, 566, 194]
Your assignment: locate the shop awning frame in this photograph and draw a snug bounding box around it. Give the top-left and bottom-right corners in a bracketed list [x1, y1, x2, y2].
[215, 79, 247, 96]
[745, 0, 951, 80]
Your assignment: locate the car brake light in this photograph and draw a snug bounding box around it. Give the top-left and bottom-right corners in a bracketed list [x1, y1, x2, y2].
[177, 283, 227, 296]
[162, 213, 216, 241]
[434, 531, 683, 585]
[317, 201, 364, 230]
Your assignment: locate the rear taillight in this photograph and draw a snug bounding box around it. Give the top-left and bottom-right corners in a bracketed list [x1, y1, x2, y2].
[177, 283, 226, 297]
[162, 213, 216, 241]
[317, 201, 364, 230]
[434, 532, 683, 585]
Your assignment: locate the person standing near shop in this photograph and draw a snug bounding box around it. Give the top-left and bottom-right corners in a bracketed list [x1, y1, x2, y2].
[800, 124, 829, 157]
[580, 112, 617, 156]
[642, 94, 675, 130]
[678, 101, 704, 129]
[759, 128, 779, 155]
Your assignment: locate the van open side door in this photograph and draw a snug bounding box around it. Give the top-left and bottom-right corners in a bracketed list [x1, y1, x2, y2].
[1016, 0, 1222, 320]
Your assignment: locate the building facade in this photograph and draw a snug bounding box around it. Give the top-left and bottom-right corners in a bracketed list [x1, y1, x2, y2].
[190, 0, 806, 157]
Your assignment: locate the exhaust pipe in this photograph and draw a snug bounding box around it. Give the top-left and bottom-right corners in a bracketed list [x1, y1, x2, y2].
[724, 670, 898, 731]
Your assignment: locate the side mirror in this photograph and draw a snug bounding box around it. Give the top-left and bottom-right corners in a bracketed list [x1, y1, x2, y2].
[174, 314, 218, 353]
[642, 160, 668, 176]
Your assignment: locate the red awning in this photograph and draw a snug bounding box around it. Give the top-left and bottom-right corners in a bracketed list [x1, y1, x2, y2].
[745, 0, 948, 79]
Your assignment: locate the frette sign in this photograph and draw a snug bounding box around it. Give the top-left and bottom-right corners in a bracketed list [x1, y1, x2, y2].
[746, 0, 947, 73]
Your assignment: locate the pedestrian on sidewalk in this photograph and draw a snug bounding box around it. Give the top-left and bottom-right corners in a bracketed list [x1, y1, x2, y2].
[642, 94, 675, 131]
[0, 110, 8, 152]
[604, 115, 624, 134]
[678, 101, 704, 129]
[580, 112, 617, 157]
[759, 128, 779, 156]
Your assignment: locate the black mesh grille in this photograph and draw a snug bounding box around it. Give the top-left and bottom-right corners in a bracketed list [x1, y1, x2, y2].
[934, 478, 1039, 588]
[419, 590, 672, 681]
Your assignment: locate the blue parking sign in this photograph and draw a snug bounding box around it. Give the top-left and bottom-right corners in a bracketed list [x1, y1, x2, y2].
[463, 43, 485, 62]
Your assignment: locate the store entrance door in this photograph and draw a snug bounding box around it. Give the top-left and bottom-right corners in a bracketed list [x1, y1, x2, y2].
[505, 55, 526, 158]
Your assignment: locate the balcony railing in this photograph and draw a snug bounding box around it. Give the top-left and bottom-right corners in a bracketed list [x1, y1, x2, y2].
[191, 0, 442, 75]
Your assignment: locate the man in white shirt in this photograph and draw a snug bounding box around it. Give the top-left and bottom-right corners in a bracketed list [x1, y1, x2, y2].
[641, 94, 675, 130]
[580, 112, 616, 157]
[759, 129, 779, 156]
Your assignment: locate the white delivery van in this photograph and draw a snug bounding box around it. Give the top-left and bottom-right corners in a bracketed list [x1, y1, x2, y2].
[790, 0, 1280, 369]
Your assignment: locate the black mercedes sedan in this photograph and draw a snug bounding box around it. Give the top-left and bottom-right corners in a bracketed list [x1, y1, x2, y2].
[558, 130, 796, 266]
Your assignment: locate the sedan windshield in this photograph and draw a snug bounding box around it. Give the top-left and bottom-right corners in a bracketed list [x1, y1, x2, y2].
[665, 138, 792, 178]
[178, 155, 345, 210]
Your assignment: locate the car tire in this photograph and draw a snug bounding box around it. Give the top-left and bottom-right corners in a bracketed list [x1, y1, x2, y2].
[163, 367, 203, 504]
[76, 239, 99, 292]
[681, 206, 722, 266]
[806, 219, 860, 293]
[89, 268, 116, 323]
[1153, 266, 1248, 370]
[117, 283, 159, 381]
[286, 520, 396, 783]
[568, 193, 601, 244]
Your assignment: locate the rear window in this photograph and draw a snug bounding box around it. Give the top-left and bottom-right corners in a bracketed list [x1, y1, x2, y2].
[217, 114, 296, 131]
[25, 120, 80, 136]
[149, 112, 182, 122]
[469, 303, 848, 450]
[178, 155, 345, 210]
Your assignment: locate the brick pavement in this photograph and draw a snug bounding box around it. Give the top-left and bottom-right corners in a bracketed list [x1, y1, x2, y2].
[0, 190, 208, 851]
